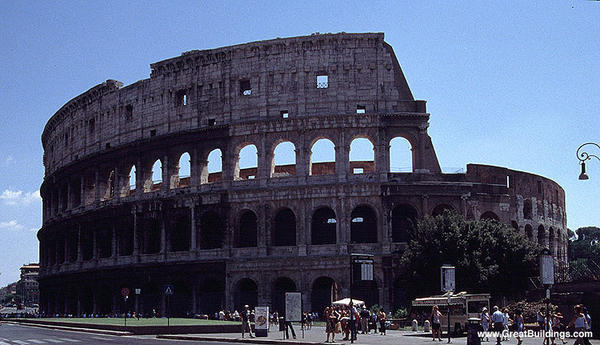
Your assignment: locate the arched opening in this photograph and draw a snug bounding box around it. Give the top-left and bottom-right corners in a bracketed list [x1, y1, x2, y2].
[480, 211, 499, 221]
[234, 278, 258, 311]
[273, 208, 296, 246]
[199, 211, 224, 249]
[271, 141, 296, 177]
[197, 279, 224, 314]
[393, 278, 409, 311]
[151, 159, 162, 190]
[351, 205, 377, 243]
[389, 137, 413, 172]
[102, 169, 115, 200]
[349, 137, 375, 174]
[271, 277, 296, 314]
[141, 282, 161, 316]
[128, 165, 136, 194]
[525, 224, 533, 241]
[169, 212, 191, 252]
[537, 225, 546, 246]
[311, 277, 336, 314]
[117, 217, 134, 256]
[432, 204, 455, 217]
[235, 144, 258, 180]
[97, 226, 112, 258]
[204, 149, 222, 183]
[177, 152, 191, 188]
[511, 221, 519, 231]
[237, 210, 257, 248]
[141, 218, 161, 254]
[311, 207, 337, 245]
[96, 286, 112, 315]
[392, 204, 418, 243]
[549, 227, 555, 251]
[523, 199, 532, 220]
[352, 280, 379, 308]
[310, 138, 335, 176]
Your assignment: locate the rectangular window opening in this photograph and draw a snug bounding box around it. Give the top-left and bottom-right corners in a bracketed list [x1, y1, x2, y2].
[125, 104, 133, 119]
[356, 105, 366, 114]
[240, 79, 252, 95]
[176, 90, 187, 106]
[150, 129, 156, 137]
[89, 118, 95, 134]
[506, 175, 510, 188]
[316, 75, 328, 88]
[281, 110, 289, 119]
[208, 119, 216, 126]
[353, 167, 364, 174]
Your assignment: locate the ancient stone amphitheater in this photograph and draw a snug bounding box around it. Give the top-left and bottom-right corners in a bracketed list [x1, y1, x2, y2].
[38, 33, 567, 317]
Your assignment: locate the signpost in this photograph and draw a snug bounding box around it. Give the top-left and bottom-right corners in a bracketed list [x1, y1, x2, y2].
[163, 284, 174, 327]
[539, 249, 554, 345]
[441, 265, 456, 343]
[121, 288, 130, 327]
[350, 253, 374, 343]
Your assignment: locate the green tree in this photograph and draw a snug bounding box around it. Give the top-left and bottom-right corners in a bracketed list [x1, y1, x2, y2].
[401, 210, 541, 298]
[568, 226, 600, 281]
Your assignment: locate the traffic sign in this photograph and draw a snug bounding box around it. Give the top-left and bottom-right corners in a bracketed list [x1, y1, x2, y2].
[163, 284, 174, 295]
[121, 287, 130, 297]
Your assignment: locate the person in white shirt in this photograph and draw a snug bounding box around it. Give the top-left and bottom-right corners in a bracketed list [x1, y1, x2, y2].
[491, 306, 504, 345]
[502, 308, 510, 340]
[480, 307, 490, 342]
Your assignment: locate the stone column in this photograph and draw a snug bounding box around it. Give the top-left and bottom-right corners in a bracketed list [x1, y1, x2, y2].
[66, 181, 72, 210]
[162, 154, 169, 192]
[132, 207, 139, 256]
[191, 147, 200, 188]
[93, 227, 98, 261]
[192, 284, 197, 314]
[111, 223, 117, 258]
[94, 169, 100, 202]
[113, 166, 120, 199]
[190, 203, 197, 252]
[160, 212, 167, 256]
[135, 157, 144, 197]
[80, 176, 85, 207]
[335, 143, 349, 182]
[421, 194, 430, 216]
[64, 234, 69, 264]
[77, 290, 82, 316]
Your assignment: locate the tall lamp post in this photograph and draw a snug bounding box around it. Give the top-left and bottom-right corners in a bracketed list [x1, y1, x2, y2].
[539, 248, 554, 345]
[576, 142, 600, 180]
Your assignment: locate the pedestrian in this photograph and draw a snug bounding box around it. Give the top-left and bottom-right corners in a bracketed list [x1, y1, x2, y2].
[513, 309, 524, 345]
[582, 306, 592, 345]
[241, 305, 254, 338]
[491, 306, 504, 345]
[568, 305, 587, 345]
[481, 307, 490, 342]
[325, 306, 338, 343]
[552, 311, 566, 345]
[502, 308, 511, 341]
[360, 306, 370, 334]
[430, 305, 442, 341]
[378, 308, 387, 335]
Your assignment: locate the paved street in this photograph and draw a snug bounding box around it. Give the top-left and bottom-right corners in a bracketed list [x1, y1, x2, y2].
[0, 323, 218, 345]
[161, 325, 600, 345]
[1, 322, 598, 345]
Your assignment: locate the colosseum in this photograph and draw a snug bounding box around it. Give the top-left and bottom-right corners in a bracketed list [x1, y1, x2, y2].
[38, 32, 568, 317]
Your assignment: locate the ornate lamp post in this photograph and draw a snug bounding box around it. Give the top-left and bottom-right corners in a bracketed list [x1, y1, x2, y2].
[576, 142, 600, 180]
[539, 248, 554, 345]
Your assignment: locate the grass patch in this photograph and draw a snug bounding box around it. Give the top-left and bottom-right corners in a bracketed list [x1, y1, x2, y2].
[17, 318, 239, 326]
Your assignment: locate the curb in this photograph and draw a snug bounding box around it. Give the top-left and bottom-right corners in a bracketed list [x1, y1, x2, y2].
[9, 321, 132, 336]
[157, 334, 325, 345]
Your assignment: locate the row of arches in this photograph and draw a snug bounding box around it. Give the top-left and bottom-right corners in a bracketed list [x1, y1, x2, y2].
[124, 136, 413, 190]
[233, 276, 378, 314]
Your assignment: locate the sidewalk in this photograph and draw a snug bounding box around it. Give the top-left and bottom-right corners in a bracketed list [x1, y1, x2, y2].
[158, 325, 600, 345]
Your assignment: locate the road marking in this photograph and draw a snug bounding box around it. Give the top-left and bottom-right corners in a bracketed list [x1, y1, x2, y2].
[13, 341, 31, 345]
[27, 340, 48, 344]
[57, 339, 79, 343]
[90, 336, 112, 341]
[42, 340, 64, 343]
[0, 341, 10, 345]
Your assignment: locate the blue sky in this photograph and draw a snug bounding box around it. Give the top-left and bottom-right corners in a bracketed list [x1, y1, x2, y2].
[1, 1, 599, 286]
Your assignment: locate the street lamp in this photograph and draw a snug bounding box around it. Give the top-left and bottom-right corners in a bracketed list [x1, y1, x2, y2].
[576, 142, 600, 180]
[441, 265, 456, 344]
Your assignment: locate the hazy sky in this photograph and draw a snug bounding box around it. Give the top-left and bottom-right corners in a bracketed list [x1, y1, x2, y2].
[1, 1, 599, 287]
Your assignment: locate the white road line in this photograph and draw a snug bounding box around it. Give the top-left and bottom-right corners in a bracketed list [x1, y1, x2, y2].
[90, 336, 112, 341]
[42, 340, 65, 343]
[27, 340, 48, 344]
[57, 339, 79, 343]
[13, 341, 31, 345]
[0, 341, 10, 345]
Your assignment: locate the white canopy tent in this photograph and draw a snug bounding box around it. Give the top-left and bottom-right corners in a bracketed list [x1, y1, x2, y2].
[332, 298, 365, 307]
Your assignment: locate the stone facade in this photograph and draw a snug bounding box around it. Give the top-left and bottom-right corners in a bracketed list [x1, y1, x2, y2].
[16, 263, 39, 307]
[38, 33, 567, 317]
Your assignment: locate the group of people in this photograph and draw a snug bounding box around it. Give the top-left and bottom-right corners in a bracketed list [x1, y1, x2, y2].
[477, 304, 593, 345]
[324, 304, 388, 343]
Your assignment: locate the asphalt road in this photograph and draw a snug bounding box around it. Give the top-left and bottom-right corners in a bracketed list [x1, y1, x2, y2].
[0, 323, 223, 345]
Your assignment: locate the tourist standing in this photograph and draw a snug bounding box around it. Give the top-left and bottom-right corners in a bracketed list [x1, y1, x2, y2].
[481, 307, 490, 342]
[568, 305, 587, 345]
[491, 306, 504, 345]
[241, 305, 254, 338]
[431, 305, 442, 341]
[379, 308, 387, 335]
[360, 306, 370, 334]
[513, 310, 524, 345]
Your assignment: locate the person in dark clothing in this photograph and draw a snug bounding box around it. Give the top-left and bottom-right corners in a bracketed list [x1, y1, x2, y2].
[241, 305, 254, 338]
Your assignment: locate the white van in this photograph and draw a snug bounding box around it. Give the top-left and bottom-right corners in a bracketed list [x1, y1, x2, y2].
[411, 291, 490, 334]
